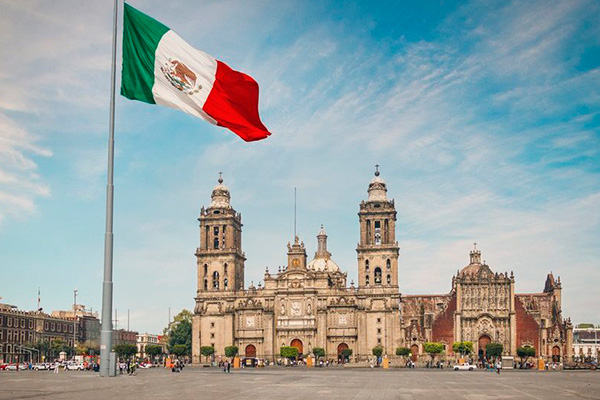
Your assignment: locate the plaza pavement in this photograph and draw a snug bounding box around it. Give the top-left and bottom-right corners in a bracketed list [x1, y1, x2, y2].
[0, 367, 599, 400]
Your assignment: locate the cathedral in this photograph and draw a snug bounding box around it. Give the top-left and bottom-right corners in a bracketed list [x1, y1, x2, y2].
[191, 169, 572, 364]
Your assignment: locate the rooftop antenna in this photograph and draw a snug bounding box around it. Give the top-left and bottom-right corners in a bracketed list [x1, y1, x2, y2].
[294, 187, 297, 238]
[37, 287, 41, 311]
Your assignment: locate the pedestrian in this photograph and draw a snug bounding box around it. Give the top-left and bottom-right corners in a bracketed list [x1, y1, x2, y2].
[227, 360, 231, 373]
[54, 363, 59, 374]
[496, 360, 501, 375]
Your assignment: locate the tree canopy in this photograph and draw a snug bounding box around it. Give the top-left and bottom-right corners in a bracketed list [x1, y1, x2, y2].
[280, 346, 298, 359]
[145, 344, 163, 358]
[341, 348, 353, 358]
[114, 343, 137, 359]
[516, 346, 535, 362]
[225, 346, 239, 358]
[312, 347, 325, 358]
[452, 341, 473, 355]
[396, 347, 410, 357]
[486, 342, 504, 359]
[164, 309, 192, 356]
[372, 346, 384, 358]
[424, 342, 444, 356]
[200, 346, 215, 357]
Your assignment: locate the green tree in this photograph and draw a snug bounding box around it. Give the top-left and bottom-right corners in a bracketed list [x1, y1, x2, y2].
[33, 340, 51, 360]
[50, 339, 70, 357]
[452, 341, 473, 355]
[164, 309, 193, 356]
[516, 346, 535, 365]
[485, 343, 504, 359]
[312, 347, 325, 358]
[341, 348, 353, 362]
[75, 344, 89, 355]
[280, 346, 298, 360]
[225, 346, 239, 358]
[577, 323, 594, 329]
[423, 342, 444, 363]
[200, 346, 215, 363]
[172, 344, 188, 357]
[114, 343, 138, 359]
[396, 347, 410, 357]
[372, 345, 384, 358]
[145, 344, 163, 359]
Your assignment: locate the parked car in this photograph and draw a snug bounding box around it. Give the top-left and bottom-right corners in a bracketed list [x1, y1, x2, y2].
[66, 362, 84, 371]
[453, 362, 477, 371]
[4, 363, 27, 371]
[34, 363, 49, 370]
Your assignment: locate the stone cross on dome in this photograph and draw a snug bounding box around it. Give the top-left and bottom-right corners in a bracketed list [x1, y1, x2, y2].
[218, 171, 223, 184]
[375, 164, 380, 176]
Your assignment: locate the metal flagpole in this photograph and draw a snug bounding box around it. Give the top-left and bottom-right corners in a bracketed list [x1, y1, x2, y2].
[100, 0, 119, 377]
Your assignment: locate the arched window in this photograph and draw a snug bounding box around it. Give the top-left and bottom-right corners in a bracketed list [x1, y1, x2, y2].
[365, 260, 370, 272]
[366, 220, 371, 244]
[203, 279, 208, 290]
[387, 274, 391, 284]
[203, 264, 208, 275]
[212, 271, 220, 289]
[213, 237, 219, 249]
[365, 275, 370, 285]
[224, 263, 228, 274]
[386, 259, 391, 270]
[224, 277, 228, 290]
[374, 267, 382, 284]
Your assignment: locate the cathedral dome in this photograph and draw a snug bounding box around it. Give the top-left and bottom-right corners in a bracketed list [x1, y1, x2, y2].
[307, 257, 340, 272]
[210, 173, 231, 208]
[307, 225, 340, 272]
[367, 165, 388, 201]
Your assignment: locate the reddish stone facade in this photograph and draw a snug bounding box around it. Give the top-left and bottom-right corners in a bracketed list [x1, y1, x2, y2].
[431, 294, 456, 347]
[400, 247, 573, 363]
[515, 295, 541, 349]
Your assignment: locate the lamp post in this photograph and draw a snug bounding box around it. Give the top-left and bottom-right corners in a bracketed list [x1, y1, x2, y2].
[73, 289, 78, 358]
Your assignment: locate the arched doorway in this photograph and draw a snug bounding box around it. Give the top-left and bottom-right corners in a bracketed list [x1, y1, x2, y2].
[245, 344, 256, 358]
[552, 346, 561, 362]
[290, 339, 303, 356]
[478, 335, 491, 359]
[337, 343, 349, 361]
[410, 345, 419, 362]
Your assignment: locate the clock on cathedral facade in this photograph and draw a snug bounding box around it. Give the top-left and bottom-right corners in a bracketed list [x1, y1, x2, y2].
[191, 169, 572, 364]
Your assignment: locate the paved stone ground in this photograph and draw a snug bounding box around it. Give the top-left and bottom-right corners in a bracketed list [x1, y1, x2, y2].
[1, 367, 599, 400]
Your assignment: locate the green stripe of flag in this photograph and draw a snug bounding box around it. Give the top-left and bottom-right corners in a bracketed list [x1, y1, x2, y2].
[120, 3, 170, 104]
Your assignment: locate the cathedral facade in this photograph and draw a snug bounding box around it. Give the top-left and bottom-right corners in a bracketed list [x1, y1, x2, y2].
[191, 170, 572, 364]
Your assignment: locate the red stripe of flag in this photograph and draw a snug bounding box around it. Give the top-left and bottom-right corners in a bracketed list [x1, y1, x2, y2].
[203, 61, 271, 142]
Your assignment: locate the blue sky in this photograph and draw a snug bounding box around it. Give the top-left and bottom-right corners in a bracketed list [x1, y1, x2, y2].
[0, 0, 599, 334]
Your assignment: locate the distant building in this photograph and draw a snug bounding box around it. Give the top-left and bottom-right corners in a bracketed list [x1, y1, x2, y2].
[572, 326, 599, 360]
[51, 304, 101, 352]
[112, 328, 138, 346]
[0, 303, 90, 363]
[136, 333, 167, 359]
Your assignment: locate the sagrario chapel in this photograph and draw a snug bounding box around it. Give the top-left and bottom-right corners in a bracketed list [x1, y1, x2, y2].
[191, 169, 573, 364]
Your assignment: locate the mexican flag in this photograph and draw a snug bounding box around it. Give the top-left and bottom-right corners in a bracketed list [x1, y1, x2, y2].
[121, 3, 271, 142]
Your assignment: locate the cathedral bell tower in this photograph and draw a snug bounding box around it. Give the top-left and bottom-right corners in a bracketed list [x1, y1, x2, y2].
[196, 173, 246, 292]
[356, 166, 399, 288]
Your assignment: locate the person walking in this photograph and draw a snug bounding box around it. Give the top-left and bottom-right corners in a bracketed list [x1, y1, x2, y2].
[227, 361, 231, 373]
[496, 360, 501, 375]
[54, 363, 59, 374]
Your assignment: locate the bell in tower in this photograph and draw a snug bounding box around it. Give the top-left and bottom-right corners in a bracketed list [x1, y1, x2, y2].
[196, 173, 246, 292]
[356, 165, 400, 288]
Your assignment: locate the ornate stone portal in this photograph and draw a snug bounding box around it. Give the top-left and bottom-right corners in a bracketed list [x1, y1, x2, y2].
[191, 170, 572, 364]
